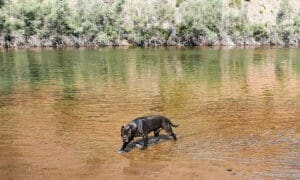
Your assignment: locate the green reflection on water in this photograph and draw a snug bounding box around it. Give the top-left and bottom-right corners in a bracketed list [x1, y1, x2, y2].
[0, 51, 16, 95]
[0, 47, 299, 103]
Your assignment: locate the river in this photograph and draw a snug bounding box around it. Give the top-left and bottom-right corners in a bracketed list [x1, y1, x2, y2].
[0, 47, 299, 179]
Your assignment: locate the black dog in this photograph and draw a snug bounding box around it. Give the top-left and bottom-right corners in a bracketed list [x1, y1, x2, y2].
[119, 115, 179, 152]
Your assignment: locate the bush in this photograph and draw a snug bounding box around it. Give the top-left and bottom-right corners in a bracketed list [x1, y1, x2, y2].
[0, 0, 299, 47]
[120, 0, 175, 45]
[0, 0, 64, 38]
[0, 8, 6, 32]
[251, 24, 268, 40]
[67, 0, 102, 37]
[229, 0, 241, 8]
[44, 0, 71, 36]
[276, 0, 293, 25]
[225, 11, 251, 37]
[178, 0, 222, 37]
[294, 11, 300, 33]
[0, 0, 4, 8]
[276, 0, 299, 41]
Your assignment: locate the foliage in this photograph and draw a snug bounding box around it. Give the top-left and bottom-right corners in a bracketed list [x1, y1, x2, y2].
[229, 0, 241, 8]
[0, 0, 299, 46]
[276, 0, 299, 39]
[276, 0, 293, 25]
[44, 0, 71, 36]
[251, 24, 268, 40]
[224, 10, 251, 37]
[120, 0, 175, 45]
[178, 0, 222, 37]
[0, 0, 4, 8]
[294, 11, 300, 33]
[176, 0, 184, 7]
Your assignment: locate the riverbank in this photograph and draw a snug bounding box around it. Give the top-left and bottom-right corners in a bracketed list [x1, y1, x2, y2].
[1, 0, 299, 49]
[0, 33, 299, 49]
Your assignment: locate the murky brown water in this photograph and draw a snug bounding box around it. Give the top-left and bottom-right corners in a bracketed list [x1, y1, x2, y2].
[0, 47, 299, 179]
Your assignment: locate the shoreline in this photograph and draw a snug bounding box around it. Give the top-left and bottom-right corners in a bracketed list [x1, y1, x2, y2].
[0, 45, 298, 51]
[0, 42, 299, 51]
[1, 34, 299, 50]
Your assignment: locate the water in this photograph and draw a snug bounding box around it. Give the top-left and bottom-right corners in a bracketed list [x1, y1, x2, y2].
[0, 47, 299, 179]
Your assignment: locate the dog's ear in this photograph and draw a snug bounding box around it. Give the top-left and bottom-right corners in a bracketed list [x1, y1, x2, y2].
[121, 125, 124, 133]
[124, 126, 131, 133]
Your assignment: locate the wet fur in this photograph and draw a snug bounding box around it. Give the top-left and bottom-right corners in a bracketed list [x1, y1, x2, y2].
[120, 115, 179, 152]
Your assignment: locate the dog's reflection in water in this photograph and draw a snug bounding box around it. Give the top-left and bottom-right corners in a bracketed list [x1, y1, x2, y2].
[118, 134, 173, 153]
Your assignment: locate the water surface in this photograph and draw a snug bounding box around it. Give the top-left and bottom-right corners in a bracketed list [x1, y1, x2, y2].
[0, 47, 299, 179]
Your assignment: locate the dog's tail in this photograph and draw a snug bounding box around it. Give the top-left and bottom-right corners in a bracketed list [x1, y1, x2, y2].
[164, 117, 180, 127]
[168, 119, 179, 128]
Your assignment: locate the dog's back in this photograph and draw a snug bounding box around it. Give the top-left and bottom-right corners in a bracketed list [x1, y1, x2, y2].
[132, 115, 165, 130]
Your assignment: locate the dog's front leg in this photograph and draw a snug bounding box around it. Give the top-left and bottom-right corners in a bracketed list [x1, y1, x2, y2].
[141, 135, 148, 150]
[120, 136, 134, 152]
[120, 142, 129, 151]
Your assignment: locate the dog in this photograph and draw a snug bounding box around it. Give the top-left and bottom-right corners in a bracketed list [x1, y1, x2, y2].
[119, 115, 179, 152]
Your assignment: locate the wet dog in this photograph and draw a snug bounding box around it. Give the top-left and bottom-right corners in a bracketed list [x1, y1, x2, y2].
[119, 115, 179, 152]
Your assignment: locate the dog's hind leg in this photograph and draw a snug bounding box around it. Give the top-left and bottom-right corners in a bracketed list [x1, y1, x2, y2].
[166, 128, 177, 141]
[154, 128, 161, 137]
[153, 128, 161, 143]
[170, 132, 177, 141]
[163, 123, 177, 141]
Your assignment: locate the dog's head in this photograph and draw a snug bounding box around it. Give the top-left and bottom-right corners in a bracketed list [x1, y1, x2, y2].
[121, 125, 132, 143]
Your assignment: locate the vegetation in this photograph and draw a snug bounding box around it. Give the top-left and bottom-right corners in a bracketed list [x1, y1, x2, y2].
[0, 0, 299, 47]
[178, 0, 222, 45]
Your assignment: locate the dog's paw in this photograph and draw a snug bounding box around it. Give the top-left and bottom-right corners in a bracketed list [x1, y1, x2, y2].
[118, 149, 126, 154]
[154, 138, 160, 144]
[140, 146, 148, 150]
[135, 143, 143, 149]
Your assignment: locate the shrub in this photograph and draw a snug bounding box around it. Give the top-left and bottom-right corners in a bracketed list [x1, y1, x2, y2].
[229, 0, 241, 8]
[294, 11, 300, 33]
[120, 0, 175, 45]
[224, 11, 251, 37]
[251, 24, 268, 40]
[0, 8, 6, 32]
[95, 32, 110, 45]
[276, 0, 299, 41]
[0, 0, 4, 8]
[176, 0, 184, 7]
[178, 0, 222, 36]
[276, 0, 293, 25]
[0, 0, 299, 47]
[18, 2, 44, 37]
[44, 0, 71, 36]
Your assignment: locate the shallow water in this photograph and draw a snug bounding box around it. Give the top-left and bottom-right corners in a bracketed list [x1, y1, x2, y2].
[0, 47, 299, 179]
